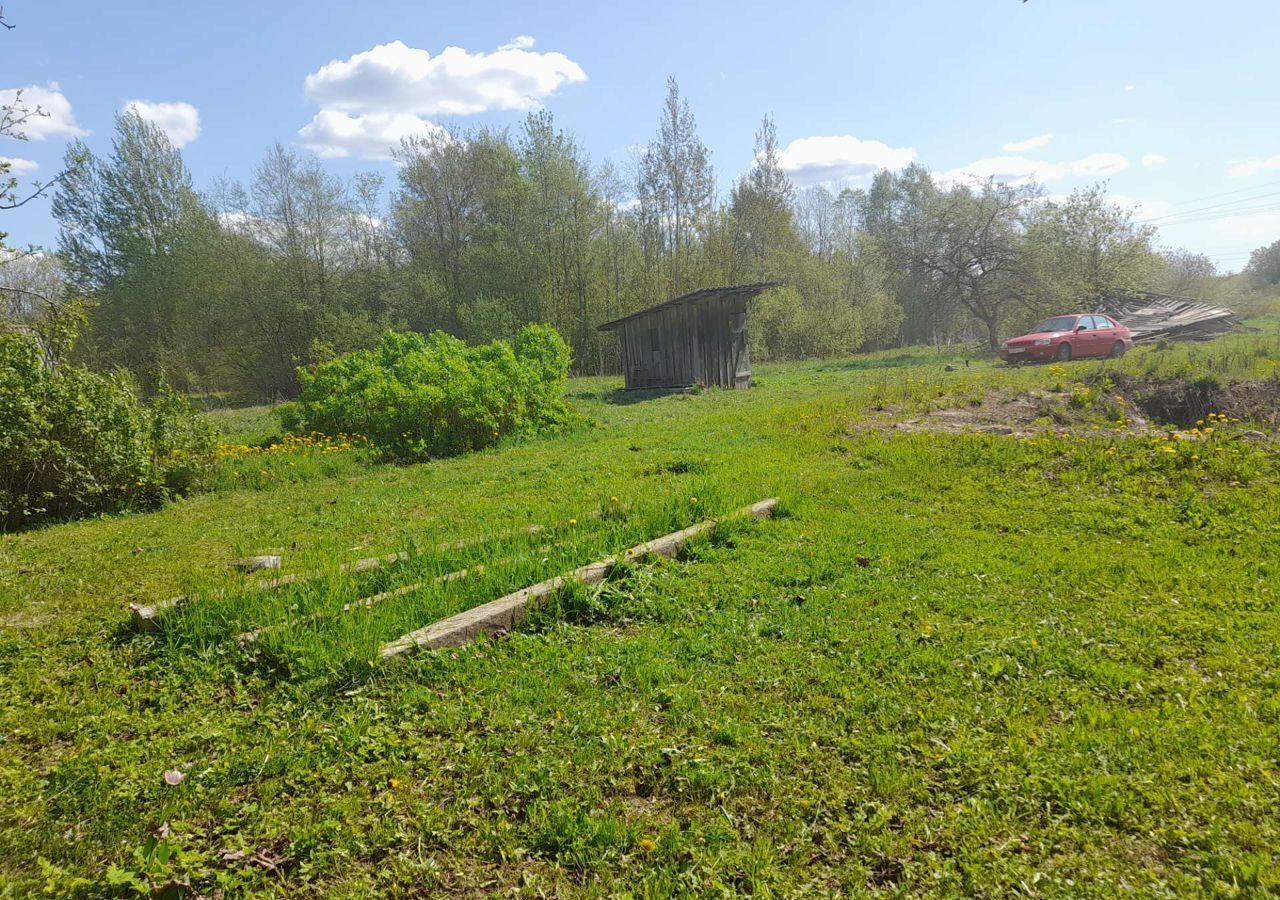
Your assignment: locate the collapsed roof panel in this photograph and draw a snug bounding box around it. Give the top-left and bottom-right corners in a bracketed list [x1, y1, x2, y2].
[1097, 290, 1240, 343]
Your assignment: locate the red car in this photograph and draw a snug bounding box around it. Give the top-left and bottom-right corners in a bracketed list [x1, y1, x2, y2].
[1000, 314, 1134, 363]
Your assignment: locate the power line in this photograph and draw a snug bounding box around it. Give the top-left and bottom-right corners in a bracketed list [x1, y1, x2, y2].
[1145, 177, 1280, 213]
[1138, 189, 1280, 224]
[1152, 201, 1280, 228]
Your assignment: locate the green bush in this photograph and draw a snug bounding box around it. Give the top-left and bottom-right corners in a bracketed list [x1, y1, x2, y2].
[0, 330, 217, 530]
[280, 324, 574, 461]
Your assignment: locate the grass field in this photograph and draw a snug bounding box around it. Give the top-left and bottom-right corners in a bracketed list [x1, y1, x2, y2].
[3, 326, 1280, 896]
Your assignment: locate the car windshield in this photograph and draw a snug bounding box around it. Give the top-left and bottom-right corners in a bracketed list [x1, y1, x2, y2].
[1031, 316, 1077, 333]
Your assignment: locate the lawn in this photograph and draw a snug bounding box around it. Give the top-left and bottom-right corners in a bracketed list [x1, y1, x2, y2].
[2, 329, 1279, 896]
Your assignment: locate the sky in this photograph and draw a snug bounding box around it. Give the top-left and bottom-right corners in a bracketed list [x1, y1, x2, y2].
[3, 0, 1279, 272]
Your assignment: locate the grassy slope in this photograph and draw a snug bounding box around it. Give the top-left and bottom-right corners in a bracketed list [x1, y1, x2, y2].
[2, 333, 1279, 896]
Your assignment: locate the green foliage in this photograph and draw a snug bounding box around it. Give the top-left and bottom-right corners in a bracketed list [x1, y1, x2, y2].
[2, 330, 1279, 895]
[1246, 238, 1280, 286]
[282, 324, 573, 461]
[0, 330, 216, 530]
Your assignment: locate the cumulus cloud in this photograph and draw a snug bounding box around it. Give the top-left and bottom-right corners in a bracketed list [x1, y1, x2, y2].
[1002, 133, 1053, 153]
[122, 100, 201, 148]
[298, 110, 449, 159]
[934, 156, 1066, 186]
[936, 152, 1131, 187]
[1228, 154, 1280, 178]
[775, 135, 916, 187]
[0, 156, 39, 174]
[303, 38, 587, 117]
[0, 83, 87, 139]
[1141, 154, 1169, 167]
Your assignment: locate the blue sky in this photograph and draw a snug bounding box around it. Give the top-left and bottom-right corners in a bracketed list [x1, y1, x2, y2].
[3, 0, 1279, 271]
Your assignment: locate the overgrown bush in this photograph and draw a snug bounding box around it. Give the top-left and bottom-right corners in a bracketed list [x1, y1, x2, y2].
[279, 324, 574, 460]
[0, 330, 218, 530]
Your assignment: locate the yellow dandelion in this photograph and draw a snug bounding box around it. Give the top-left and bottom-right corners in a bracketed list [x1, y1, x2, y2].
[568, 517, 577, 525]
[638, 838, 657, 853]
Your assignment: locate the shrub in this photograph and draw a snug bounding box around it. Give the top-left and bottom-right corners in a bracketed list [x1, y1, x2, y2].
[280, 324, 574, 460]
[0, 330, 217, 530]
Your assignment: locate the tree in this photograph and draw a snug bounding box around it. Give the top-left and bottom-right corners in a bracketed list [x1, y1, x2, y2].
[916, 179, 1039, 350]
[637, 78, 715, 295]
[51, 111, 210, 381]
[729, 114, 797, 275]
[1159, 248, 1217, 296]
[1245, 239, 1280, 286]
[1021, 186, 1159, 316]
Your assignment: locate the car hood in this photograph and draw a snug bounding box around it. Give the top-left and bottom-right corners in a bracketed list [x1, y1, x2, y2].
[1007, 331, 1067, 344]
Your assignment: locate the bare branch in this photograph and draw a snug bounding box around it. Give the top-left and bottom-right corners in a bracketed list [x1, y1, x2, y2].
[0, 167, 74, 211]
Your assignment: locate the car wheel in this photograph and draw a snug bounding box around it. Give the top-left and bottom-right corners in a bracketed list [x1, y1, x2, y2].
[1111, 341, 1126, 359]
[1055, 342, 1072, 362]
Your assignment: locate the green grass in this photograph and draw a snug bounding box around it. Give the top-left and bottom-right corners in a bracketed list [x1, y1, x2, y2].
[2, 328, 1279, 896]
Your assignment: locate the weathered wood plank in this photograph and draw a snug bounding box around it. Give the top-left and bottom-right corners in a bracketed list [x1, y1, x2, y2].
[237, 564, 481, 644]
[379, 498, 780, 659]
[128, 525, 543, 633]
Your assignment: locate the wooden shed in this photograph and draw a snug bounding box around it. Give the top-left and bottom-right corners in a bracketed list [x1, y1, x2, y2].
[598, 283, 775, 391]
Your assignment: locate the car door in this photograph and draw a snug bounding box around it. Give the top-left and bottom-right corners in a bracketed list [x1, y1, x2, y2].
[1091, 315, 1117, 355]
[1081, 316, 1105, 356]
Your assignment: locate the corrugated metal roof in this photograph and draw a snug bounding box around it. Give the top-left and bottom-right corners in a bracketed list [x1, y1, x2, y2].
[597, 282, 778, 332]
[1098, 290, 1240, 342]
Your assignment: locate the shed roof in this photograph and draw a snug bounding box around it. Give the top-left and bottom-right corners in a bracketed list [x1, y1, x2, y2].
[597, 282, 778, 332]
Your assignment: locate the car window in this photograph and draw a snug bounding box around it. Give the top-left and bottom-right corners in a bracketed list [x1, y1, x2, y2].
[1032, 316, 1078, 333]
[1093, 316, 1113, 330]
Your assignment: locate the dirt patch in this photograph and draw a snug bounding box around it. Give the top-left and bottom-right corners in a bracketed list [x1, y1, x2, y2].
[1112, 375, 1280, 430]
[854, 388, 1149, 438]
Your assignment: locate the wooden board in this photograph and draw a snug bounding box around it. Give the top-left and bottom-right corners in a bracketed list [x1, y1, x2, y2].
[379, 498, 779, 659]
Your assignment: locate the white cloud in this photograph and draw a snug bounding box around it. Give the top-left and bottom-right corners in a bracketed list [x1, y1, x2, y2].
[1213, 210, 1280, 238]
[0, 82, 87, 139]
[298, 109, 449, 159]
[1069, 152, 1130, 176]
[936, 153, 1131, 187]
[1110, 118, 1132, 127]
[303, 38, 587, 117]
[122, 100, 201, 148]
[0, 156, 39, 174]
[935, 155, 1067, 186]
[1141, 154, 1169, 167]
[1002, 132, 1053, 153]
[776, 135, 916, 186]
[1125, 84, 1136, 92]
[1228, 154, 1280, 178]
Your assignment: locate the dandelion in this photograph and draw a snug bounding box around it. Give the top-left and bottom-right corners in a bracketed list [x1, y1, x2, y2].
[1160, 446, 1176, 454]
[568, 517, 577, 525]
[638, 838, 657, 853]
[610, 496, 618, 503]
[389, 777, 402, 789]
[690, 496, 699, 504]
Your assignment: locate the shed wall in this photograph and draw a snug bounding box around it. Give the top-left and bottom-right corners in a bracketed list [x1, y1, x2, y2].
[617, 294, 750, 390]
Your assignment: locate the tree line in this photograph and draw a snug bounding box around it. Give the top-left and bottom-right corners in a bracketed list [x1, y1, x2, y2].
[3, 77, 1278, 400]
